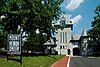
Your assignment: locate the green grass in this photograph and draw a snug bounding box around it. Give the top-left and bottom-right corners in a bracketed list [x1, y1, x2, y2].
[0, 55, 64, 67]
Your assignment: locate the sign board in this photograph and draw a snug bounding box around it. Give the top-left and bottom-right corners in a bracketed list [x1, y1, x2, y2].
[7, 34, 21, 55]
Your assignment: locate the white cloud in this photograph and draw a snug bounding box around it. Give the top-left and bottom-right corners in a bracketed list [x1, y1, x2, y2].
[71, 15, 82, 24]
[66, 0, 84, 10]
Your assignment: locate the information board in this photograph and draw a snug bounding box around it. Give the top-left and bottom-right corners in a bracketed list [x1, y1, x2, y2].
[7, 34, 21, 55]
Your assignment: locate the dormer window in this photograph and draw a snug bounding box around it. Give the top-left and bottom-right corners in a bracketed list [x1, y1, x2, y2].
[61, 17, 65, 26]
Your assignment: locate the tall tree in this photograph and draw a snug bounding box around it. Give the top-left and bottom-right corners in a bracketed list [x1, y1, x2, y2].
[0, 0, 63, 36]
[0, 0, 64, 50]
[88, 5, 100, 42]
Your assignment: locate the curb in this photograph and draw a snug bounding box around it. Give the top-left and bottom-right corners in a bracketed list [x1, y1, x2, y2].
[67, 56, 70, 67]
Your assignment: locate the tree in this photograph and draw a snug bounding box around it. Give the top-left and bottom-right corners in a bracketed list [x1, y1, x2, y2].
[0, 0, 64, 51]
[88, 5, 100, 42]
[0, 31, 7, 48]
[23, 32, 47, 53]
[1, 0, 63, 36]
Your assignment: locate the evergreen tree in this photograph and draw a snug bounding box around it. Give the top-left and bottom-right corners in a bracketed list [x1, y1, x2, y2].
[88, 5, 100, 42]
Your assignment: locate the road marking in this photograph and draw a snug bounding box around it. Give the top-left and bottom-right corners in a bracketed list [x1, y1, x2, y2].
[88, 57, 96, 58]
[71, 56, 81, 57]
[67, 56, 71, 67]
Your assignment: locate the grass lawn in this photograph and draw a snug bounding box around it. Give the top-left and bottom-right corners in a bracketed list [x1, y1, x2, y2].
[0, 55, 64, 67]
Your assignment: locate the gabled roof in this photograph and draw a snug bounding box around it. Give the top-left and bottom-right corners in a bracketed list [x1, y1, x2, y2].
[43, 40, 56, 46]
[54, 14, 73, 26]
[72, 35, 80, 40]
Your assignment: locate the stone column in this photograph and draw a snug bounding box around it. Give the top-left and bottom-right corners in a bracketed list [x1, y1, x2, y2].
[62, 32, 63, 43]
[70, 49, 73, 56]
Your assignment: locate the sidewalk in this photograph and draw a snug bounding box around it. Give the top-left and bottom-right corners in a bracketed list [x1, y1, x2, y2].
[50, 56, 69, 67]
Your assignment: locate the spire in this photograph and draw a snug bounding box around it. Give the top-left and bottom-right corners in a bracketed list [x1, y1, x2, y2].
[81, 28, 87, 37]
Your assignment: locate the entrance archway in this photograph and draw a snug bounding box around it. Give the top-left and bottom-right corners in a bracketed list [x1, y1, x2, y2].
[68, 49, 70, 55]
[73, 48, 80, 56]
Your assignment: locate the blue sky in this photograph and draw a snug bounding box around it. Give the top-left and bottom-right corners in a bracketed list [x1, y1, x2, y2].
[61, 0, 100, 35]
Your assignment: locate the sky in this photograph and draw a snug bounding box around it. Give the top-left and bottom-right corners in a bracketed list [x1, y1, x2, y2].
[60, 0, 100, 35]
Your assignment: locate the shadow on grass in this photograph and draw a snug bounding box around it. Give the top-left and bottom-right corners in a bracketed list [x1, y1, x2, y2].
[8, 57, 21, 63]
[0, 55, 7, 58]
[7, 55, 22, 65]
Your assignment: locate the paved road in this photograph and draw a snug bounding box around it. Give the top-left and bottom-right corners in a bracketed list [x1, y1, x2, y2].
[69, 57, 100, 67]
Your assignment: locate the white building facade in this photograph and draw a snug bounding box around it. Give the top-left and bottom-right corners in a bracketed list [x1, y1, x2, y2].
[54, 14, 79, 56]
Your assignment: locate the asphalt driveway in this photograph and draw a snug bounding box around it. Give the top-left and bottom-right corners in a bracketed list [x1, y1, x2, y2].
[69, 56, 100, 67]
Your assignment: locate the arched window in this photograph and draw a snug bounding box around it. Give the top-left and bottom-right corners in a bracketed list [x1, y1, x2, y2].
[60, 45, 62, 49]
[68, 49, 70, 55]
[60, 17, 65, 26]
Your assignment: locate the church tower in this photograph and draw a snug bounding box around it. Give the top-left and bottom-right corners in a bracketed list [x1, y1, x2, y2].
[80, 28, 89, 56]
[54, 14, 73, 55]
